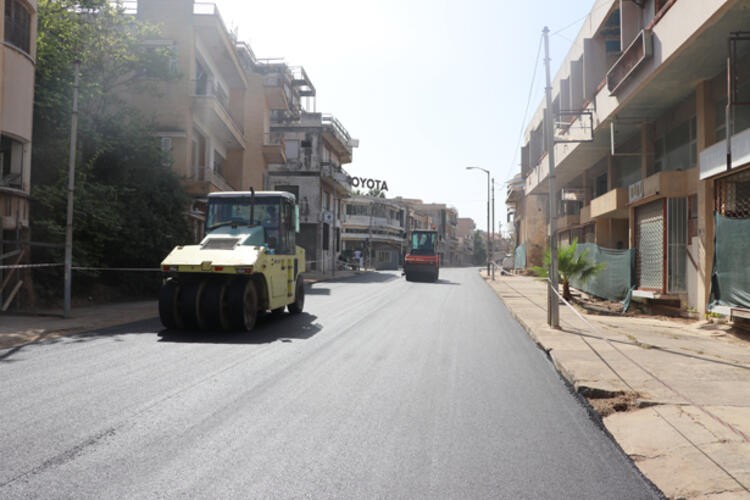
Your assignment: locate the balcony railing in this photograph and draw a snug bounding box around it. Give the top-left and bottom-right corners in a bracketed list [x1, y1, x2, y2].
[1, 173, 23, 191]
[192, 92, 245, 149]
[190, 166, 232, 192]
[263, 133, 286, 164]
[630, 169, 693, 203]
[557, 213, 581, 230]
[321, 162, 351, 190]
[590, 187, 628, 219]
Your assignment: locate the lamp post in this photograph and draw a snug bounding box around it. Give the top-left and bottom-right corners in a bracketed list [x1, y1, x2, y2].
[466, 167, 491, 276]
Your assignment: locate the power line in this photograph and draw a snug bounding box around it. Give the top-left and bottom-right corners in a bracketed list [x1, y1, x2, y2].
[502, 32, 543, 184]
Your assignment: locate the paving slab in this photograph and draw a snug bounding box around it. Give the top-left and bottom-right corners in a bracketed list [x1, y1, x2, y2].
[484, 271, 750, 499]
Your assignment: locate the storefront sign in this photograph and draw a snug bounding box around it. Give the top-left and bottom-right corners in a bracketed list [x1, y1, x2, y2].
[350, 177, 389, 191]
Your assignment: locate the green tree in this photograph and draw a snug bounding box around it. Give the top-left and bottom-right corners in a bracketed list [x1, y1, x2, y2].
[472, 230, 487, 265]
[31, 0, 190, 300]
[531, 239, 606, 301]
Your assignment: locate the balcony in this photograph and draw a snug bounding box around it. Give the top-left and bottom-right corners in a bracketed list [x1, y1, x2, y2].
[184, 166, 233, 197]
[192, 93, 245, 150]
[291, 66, 316, 97]
[343, 214, 402, 232]
[321, 114, 356, 164]
[629, 168, 694, 205]
[590, 187, 628, 219]
[0, 190, 29, 230]
[262, 132, 286, 164]
[321, 162, 351, 194]
[580, 204, 592, 224]
[263, 72, 291, 111]
[700, 127, 750, 180]
[557, 213, 580, 230]
[606, 29, 653, 94]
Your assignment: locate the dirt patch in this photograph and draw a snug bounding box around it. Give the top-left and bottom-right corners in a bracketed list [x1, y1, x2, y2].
[578, 387, 643, 417]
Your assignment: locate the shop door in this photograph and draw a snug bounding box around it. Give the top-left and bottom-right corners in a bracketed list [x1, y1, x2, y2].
[636, 200, 664, 291]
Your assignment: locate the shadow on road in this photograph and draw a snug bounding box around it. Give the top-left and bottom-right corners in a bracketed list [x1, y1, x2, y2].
[316, 271, 401, 285]
[157, 312, 322, 345]
[404, 278, 460, 286]
[306, 286, 331, 296]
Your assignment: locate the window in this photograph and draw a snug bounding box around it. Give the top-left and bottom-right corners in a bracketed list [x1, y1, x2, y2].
[138, 41, 177, 78]
[594, 172, 608, 198]
[160, 137, 172, 167]
[195, 59, 209, 95]
[4, 0, 31, 54]
[285, 140, 299, 160]
[716, 81, 750, 141]
[1, 135, 23, 189]
[213, 150, 225, 177]
[653, 116, 697, 173]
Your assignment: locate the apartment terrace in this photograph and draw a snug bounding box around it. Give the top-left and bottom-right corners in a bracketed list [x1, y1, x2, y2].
[524, 0, 744, 197]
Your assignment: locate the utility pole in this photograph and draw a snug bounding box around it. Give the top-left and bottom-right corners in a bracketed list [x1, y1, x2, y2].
[64, 61, 80, 319]
[543, 27, 560, 329]
[491, 177, 495, 280]
[466, 167, 491, 276]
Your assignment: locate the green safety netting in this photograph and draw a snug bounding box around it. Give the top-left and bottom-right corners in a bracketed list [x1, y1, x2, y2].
[569, 243, 635, 301]
[514, 244, 526, 270]
[711, 214, 750, 309]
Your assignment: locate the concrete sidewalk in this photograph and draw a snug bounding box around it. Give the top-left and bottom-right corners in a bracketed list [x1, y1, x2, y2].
[485, 271, 750, 499]
[0, 301, 158, 350]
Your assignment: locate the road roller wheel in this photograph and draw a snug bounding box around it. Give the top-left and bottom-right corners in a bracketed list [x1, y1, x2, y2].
[287, 275, 305, 314]
[178, 281, 204, 330]
[158, 280, 180, 330]
[227, 279, 259, 331]
[198, 279, 228, 330]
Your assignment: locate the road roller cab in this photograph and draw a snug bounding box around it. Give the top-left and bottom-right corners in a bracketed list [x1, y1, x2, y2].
[403, 229, 440, 282]
[159, 190, 306, 331]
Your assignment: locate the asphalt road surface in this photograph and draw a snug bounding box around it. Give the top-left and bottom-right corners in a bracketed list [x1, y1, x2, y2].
[0, 268, 661, 499]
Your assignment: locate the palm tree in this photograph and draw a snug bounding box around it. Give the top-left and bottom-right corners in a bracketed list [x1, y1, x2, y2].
[531, 239, 605, 301]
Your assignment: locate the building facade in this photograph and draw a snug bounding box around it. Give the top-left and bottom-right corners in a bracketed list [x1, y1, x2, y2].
[1, 0, 36, 308]
[512, 0, 750, 314]
[341, 195, 405, 270]
[455, 217, 476, 266]
[131, 0, 358, 277]
[267, 111, 357, 275]
[133, 0, 252, 240]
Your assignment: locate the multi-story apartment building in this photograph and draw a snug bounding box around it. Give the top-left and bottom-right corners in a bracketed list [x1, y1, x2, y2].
[267, 112, 357, 275]
[1, 0, 36, 308]
[455, 218, 476, 266]
[341, 195, 405, 270]
[132, 0, 252, 239]
[131, 1, 358, 276]
[512, 0, 750, 314]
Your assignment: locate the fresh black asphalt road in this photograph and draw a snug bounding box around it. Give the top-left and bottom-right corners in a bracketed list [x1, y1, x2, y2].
[0, 268, 661, 498]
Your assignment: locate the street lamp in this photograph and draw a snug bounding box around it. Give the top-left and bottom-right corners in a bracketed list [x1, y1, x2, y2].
[466, 166, 491, 277]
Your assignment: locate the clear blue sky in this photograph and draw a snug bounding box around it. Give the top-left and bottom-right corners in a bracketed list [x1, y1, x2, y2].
[214, 0, 597, 234]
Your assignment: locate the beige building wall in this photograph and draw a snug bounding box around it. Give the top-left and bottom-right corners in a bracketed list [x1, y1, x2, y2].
[1, 0, 37, 231]
[1, 0, 37, 309]
[238, 71, 269, 192]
